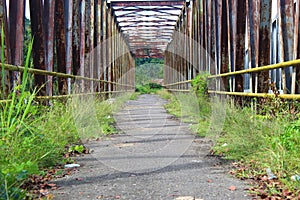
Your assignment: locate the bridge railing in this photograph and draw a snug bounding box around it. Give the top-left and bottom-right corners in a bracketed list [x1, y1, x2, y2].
[0, 63, 135, 103]
[208, 59, 300, 100]
[163, 80, 191, 92]
[163, 59, 300, 100]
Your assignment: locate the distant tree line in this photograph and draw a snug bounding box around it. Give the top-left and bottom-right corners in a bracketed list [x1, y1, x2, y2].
[135, 58, 164, 85]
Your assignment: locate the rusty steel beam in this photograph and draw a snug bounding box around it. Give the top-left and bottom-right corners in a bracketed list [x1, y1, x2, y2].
[95, 0, 102, 92]
[44, 0, 55, 96]
[65, 0, 73, 94]
[102, 0, 107, 92]
[280, 0, 294, 62]
[30, 0, 46, 95]
[221, 0, 229, 91]
[72, 0, 81, 77]
[225, 0, 246, 93]
[235, 1, 246, 92]
[295, 0, 300, 93]
[206, 0, 211, 73]
[113, 7, 182, 12]
[0, 0, 10, 97]
[258, 0, 271, 93]
[226, 0, 236, 92]
[55, 0, 67, 94]
[80, 0, 86, 92]
[88, 0, 95, 92]
[248, 0, 260, 93]
[9, 0, 25, 87]
[278, 0, 294, 93]
[215, 1, 222, 79]
[111, 1, 184, 7]
[107, 2, 112, 92]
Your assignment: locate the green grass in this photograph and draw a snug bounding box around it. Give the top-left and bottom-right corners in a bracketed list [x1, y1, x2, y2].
[159, 74, 300, 195]
[0, 37, 132, 198]
[135, 83, 162, 94]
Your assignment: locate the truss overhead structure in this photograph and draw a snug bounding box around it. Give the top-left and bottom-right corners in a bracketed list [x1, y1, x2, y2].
[110, 0, 185, 58]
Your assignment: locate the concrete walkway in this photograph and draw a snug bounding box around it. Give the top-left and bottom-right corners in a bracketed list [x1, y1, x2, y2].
[52, 94, 250, 200]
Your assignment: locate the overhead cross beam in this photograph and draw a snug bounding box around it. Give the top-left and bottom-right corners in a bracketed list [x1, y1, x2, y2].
[111, 0, 185, 58]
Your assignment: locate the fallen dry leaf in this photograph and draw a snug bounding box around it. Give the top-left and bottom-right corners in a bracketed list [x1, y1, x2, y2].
[228, 186, 236, 191]
[47, 183, 56, 187]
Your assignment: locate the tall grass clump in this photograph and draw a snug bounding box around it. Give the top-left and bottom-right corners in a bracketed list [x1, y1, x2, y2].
[161, 73, 300, 193]
[0, 40, 79, 198]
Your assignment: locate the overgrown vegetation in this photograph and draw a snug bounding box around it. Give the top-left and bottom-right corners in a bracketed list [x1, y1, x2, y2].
[135, 83, 163, 94]
[135, 58, 163, 85]
[159, 73, 300, 198]
[0, 39, 130, 199]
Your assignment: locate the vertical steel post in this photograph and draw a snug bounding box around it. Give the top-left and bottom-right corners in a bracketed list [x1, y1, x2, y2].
[0, 0, 10, 97]
[30, 0, 46, 95]
[107, 2, 112, 93]
[65, 0, 73, 94]
[73, 0, 81, 77]
[44, 0, 55, 96]
[55, 0, 67, 94]
[95, 0, 102, 92]
[10, 0, 25, 87]
[80, 0, 86, 92]
[258, 0, 271, 93]
[102, 0, 107, 92]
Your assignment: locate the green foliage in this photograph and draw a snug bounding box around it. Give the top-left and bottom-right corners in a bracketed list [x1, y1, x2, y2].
[135, 83, 162, 94]
[156, 89, 172, 100]
[129, 92, 139, 100]
[135, 58, 164, 66]
[161, 74, 300, 192]
[68, 145, 85, 154]
[0, 37, 133, 198]
[191, 72, 209, 97]
[135, 62, 163, 85]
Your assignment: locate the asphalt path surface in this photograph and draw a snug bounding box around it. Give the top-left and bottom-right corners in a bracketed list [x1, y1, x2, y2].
[52, 94, 250, 200]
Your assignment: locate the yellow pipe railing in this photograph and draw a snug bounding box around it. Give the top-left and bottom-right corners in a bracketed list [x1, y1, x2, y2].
[2, 63, 135, 88]
[164, 89, 190, 92]
[162, 80, 192, 87]
[0, 90, 135, 104]
[208, 59, 300, 79]
[208, 91, 300, 99]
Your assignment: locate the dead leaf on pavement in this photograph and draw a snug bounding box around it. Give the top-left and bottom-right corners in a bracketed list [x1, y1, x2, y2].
[228, 186, 236, 191]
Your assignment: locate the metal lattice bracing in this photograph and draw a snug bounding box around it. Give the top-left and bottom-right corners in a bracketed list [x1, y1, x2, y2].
[110, 0, 185, 58]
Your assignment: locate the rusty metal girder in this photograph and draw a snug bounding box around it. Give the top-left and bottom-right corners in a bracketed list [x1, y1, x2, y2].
[277, 0, 294, 93]
[65, 0, 73, 94]
[0, 0, 10, 97]
[80, 0, 86, 92]
[111, 1, 184, 7]
[221, 0, 229, 91]
[55, 0, 67, 94]
[44, 0, 55, 96]
[30, 0, 46, 95]
[225, 0, 246, 92]
[112, 0, 184, 58]
[72, 0, 81, 77]
[258, 0, 271, 93]
[10, 0, 24, 87]
[215, 1, 222, 79]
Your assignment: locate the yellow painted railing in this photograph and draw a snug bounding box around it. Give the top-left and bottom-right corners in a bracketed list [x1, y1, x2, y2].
[208, 59, 300, 79]
[2, 63, 134, 88]
[207, 59, 300, 99]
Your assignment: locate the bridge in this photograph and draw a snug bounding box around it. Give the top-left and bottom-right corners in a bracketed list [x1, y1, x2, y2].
[0, 0, 299, 99]
[1, 1, 300, 199]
